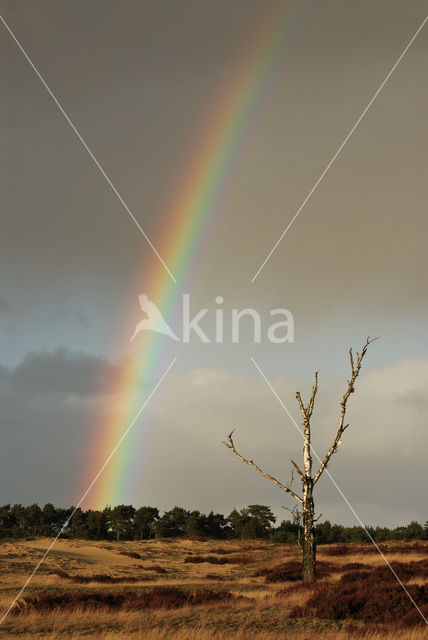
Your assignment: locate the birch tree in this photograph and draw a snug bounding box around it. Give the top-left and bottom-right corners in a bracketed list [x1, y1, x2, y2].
[222, 337, 376, 581]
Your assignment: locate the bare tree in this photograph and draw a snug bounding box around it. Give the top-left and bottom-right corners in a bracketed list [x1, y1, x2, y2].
[222, 337, 377, 581]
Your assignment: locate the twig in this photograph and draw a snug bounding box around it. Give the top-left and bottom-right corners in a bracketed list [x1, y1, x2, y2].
[222, 430, 302, 503]
[313, 337, 378, 484]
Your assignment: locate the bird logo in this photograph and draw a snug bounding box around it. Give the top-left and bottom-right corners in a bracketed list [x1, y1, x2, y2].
[130, 293, 179, 342]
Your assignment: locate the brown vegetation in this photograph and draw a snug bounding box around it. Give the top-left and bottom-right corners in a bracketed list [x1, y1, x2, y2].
[117, 551, 142, 560]
[0, 537, 427, 639]
[13, 587, 238, 614]
[290, 571, 428, 626]
[49, 570, 140, 584]
[184, 554, 251, 565]
[255, 560, 334, 583]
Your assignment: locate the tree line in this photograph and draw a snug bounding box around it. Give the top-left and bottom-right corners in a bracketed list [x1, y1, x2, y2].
[0, 502, 426, 544]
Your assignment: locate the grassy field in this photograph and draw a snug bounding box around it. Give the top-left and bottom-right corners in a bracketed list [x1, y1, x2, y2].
[0, 536, 427, 639]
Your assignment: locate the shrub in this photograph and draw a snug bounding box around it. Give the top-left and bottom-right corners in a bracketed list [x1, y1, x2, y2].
[320, 544, 352, 556]
[49, 569, 69, 579]
[339, 560, 428, 584]
[227, 554, 252, 565]
[13, 587, 237, 614]
[320, 542, 428, 556]
[277, 582, 311, 598]
[185, 555, 217, 564]
[145, 564, 166, 574]
[341, 563, 369, 571]
[181, 535, 207, 542]
[73, 574, 139, 584]
[184, 554, 251, 565]
[382, 542, 428, 555]
[399, 603, 428, 626]
[255, 561, 333, 583]
[290, 577, 428, 625]
[49, 570, 140, 583]
[118, 551, 142, 559]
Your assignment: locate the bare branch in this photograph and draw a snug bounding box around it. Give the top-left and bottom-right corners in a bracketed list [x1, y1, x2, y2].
[282, 504, 302, 519]
[307, 371, 319, 420]
[296, 372, 319, 421]
[349, 348, 355, 375]
[222, 431, 303, 503]
[289, 466, 295, 489]
[295, 391, 307, 422]
[313, 337, 378, 484]
[282, 504, 303, 547]
[296, 371, 319, 480]
[290, 459, 304, 480]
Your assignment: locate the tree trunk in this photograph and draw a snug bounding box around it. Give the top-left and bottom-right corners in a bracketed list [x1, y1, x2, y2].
[302, 483, 316, 581]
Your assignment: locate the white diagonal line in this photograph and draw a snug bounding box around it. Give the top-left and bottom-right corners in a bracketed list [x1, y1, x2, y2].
[251, 15, 428, 284]
[0, 356, 177, 625]
[0, 14, 177, 284]
[251, 356, 427, 624]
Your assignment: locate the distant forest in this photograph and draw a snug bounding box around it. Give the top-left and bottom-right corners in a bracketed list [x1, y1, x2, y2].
[0, 503, 427, 544]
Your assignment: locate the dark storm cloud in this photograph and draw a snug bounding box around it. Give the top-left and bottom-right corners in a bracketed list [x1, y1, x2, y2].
[0, 348, 124, 398]
[0, 348, 134, 505]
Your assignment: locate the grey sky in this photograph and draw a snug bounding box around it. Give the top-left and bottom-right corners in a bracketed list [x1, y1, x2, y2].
[0, 0, 427, 526]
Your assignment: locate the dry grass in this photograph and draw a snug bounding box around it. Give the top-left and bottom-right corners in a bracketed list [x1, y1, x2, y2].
[0, 538, 427, 638]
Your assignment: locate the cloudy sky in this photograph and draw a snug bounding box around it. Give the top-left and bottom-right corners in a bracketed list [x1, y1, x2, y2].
[1, 0, 427, 526]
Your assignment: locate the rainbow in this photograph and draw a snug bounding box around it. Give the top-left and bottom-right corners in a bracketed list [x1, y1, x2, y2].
[80, 2, 310, 509]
